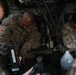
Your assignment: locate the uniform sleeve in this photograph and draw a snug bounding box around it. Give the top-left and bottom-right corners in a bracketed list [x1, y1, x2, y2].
[61, 27, 75, 49]
[20, 25, 41, 55]
[0, 21, 13, 55]
[2, 22, 13, 42]
[2, 14, 17, 42]
[58, 27, 68, 52]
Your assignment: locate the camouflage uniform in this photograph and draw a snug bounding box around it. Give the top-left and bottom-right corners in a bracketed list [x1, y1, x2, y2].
[1, 14, 41, 56]
[60, 22, 76, 52]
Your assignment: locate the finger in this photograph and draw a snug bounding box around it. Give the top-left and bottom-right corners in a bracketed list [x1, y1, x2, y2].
[36, 73, 40, 75]
[24, 67, 33, 75]
[27, 67, 33, 74]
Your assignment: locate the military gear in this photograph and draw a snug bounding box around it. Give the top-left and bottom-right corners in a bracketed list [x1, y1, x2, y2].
[1, 13, 41, 57]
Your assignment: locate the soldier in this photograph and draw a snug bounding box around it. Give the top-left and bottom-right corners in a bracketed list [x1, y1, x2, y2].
[58, 14, 76, 75]
[59, 14, 76, 52]
[1, 11, 41, 64]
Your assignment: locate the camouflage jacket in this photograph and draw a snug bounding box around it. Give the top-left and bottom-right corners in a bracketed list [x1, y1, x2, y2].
[1, 14, 41, 55]
[60, 22, 76, 51]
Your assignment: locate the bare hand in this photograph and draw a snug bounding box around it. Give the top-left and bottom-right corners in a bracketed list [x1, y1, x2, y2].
[23, 67, 40, 75]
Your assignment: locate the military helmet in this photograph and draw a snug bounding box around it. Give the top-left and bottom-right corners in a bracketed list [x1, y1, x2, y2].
[19, 11, 35, 28]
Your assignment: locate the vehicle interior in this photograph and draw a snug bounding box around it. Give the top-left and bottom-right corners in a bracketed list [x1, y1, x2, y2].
[0, 0, 76, 75]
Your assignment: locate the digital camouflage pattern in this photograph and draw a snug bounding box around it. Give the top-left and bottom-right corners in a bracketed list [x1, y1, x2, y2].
[1, 14, 41, 56]
[60, 22, 76, 52]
